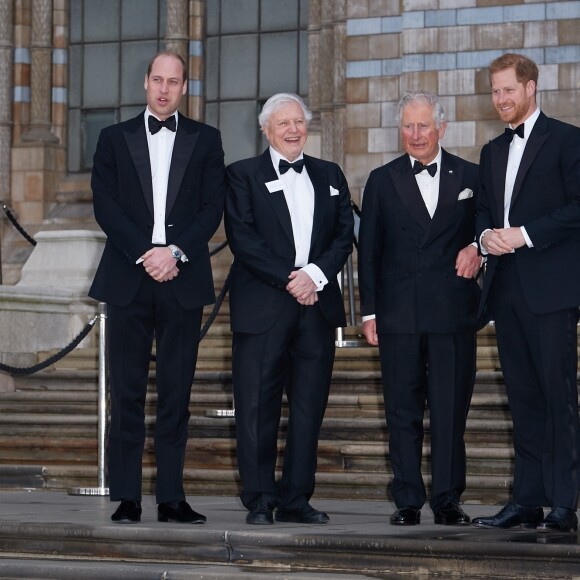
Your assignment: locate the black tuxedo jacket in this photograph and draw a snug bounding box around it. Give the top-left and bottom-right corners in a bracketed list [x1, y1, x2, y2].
[358, 149, 480, 334]
[225, 149, 354, 334]
[476, 112, 580, 315]
[89, 112, 226, 309]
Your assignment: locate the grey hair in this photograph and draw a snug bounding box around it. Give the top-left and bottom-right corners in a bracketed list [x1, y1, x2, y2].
[259, 93, 313, 130]
[398, 91, 446, 127]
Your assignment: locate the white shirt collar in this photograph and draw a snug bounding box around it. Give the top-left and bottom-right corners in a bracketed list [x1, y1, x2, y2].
[145, 107, 179, 132]
[510, 107, 540, 139]
[269, 146, 304, 175]
[409, 145, 442, 174]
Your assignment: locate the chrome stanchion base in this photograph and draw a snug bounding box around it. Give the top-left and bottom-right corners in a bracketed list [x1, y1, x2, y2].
[205, 409, 235, 417]
[335, 339, 368, 347]
[68, 486, 109, 496]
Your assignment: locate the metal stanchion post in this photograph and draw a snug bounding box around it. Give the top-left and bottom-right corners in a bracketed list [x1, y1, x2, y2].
[336, 256, 366, 348]
[69, 302, 109, 495]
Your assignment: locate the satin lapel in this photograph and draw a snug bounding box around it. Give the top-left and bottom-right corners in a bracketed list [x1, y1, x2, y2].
[489, 136, 510, 226]
[166, 116, 201, 217]
[258, 151, 295, 245]
[390, 155, 431, 231]
[123, 117, 153, 217]
[510, 114, 549, 211]
[304, 156, 327, 250]
[424, 152, 462, 245]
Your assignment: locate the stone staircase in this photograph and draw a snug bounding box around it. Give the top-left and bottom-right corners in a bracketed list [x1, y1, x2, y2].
[0, 182, 541, 505]
[0, 306, 522, 505]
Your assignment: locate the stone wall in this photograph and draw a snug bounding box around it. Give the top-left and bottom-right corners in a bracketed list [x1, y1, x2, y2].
[341, 0, 580, 204]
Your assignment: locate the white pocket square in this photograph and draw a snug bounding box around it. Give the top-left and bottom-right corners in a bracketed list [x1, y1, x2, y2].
[265, 179, 283, 193]
[458, 188, 473, 200]
[330, 186, 339, 196]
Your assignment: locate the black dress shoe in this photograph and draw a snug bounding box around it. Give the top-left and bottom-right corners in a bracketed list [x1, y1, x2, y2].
[111, 500, 141, 524]
[472, 503, 544, 529]
[536, 507, 578, 533]
[157, 501, 206, 524]
[275, 503, 329, 524]
[433, 502, 470, 525]
[246, 498, 274, 525]
[391, 506, 421, 526]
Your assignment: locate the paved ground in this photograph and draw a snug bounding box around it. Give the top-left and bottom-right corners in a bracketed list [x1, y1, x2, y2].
[0, 488, 505, 534]
[0, 490, 577, 579]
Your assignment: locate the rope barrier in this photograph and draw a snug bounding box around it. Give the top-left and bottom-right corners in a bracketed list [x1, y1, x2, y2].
[0, 202, 37, 246]
[200, 266, 231, 340]
[0, 316, 97, 376]
[210, 239, 228, 257]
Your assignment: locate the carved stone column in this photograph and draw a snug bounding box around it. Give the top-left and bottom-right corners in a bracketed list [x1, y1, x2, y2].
[0, 0, 13, 200]
[308, 0, 346, 166]
[166, 0, 189, 116]
[12, 0, 64, 224]
[21, 0, 58, 144]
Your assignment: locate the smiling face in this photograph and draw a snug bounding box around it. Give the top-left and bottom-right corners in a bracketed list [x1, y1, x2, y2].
[144, 54, 187, 120]
[400, 101, 446, 165]
[491, 67, 536, 126]
[262, 101, 308, 162]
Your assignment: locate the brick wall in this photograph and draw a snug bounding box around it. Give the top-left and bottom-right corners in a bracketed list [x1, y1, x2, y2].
[343, 0, 580, 202]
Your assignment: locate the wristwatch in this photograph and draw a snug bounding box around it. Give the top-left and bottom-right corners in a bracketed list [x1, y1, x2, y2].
[168, 244, 184, 262]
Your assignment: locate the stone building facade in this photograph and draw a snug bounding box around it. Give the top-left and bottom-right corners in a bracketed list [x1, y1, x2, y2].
[0, 0, 578, 281]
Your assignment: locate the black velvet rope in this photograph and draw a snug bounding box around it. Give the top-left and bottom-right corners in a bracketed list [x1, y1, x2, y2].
[1, 202, 37, 246]
[0, 317, 97, 376]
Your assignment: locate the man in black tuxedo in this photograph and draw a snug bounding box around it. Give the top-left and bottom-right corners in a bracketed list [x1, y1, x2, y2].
[358, 91, 481, 526]
[471, 53, 580, 533]
[225, 93, 353, 525]
[89, 51, 226, 524]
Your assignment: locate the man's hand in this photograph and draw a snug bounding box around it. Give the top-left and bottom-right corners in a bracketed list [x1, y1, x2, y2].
[160, 265, 180, 282]
[287, 270, 318, 304]
[362, 319, 378, 346]
[455, 244, 482, 279]
[481, 227, 525, 256]
[141, 247, 179, 282]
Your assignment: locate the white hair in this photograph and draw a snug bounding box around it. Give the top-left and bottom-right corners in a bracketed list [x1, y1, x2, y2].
[398, 91, 446, 128]
[259, 93, 313, 130]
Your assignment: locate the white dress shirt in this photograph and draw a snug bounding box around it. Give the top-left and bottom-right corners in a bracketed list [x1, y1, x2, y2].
[480, 107, 541, 253]
[409, 146, 442, 218]
[145, 108, 178, 245]
[269, 147, 328, 290]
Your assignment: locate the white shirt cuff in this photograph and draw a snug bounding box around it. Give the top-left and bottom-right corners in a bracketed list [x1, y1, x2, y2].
[301, 263, 328, 291]
[520, 226, 533, 248]
[479, 229, 492, 255]
[362, 314, 376, 322]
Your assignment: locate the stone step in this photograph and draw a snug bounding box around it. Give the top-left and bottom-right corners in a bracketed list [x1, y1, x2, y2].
[0, 386, 516, 418]
[3, 463, 512, 504]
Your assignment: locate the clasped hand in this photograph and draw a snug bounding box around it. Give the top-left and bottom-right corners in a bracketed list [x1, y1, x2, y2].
[286, 270, 318, 306]
[141, 247, 179, 282]
[482, 227, 525, 256]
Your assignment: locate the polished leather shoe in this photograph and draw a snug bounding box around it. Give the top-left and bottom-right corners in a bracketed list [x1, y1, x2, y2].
[472, 503, 543, 529]
[391, 507, 421, 526]
[433, 502, 470, 525]
[157, 501, 206, 524]
[536, 507, 578, 533]
[111, 500, 141, 524]
[275, 503, 329, 524]
[246, 498, 274, 525]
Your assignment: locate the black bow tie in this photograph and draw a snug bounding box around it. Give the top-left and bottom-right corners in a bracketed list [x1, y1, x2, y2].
[413, 160, 437, 177]
[505, 124, 525, 142]
[148, 115, 176, 134]
[279, 159, 305, 174]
